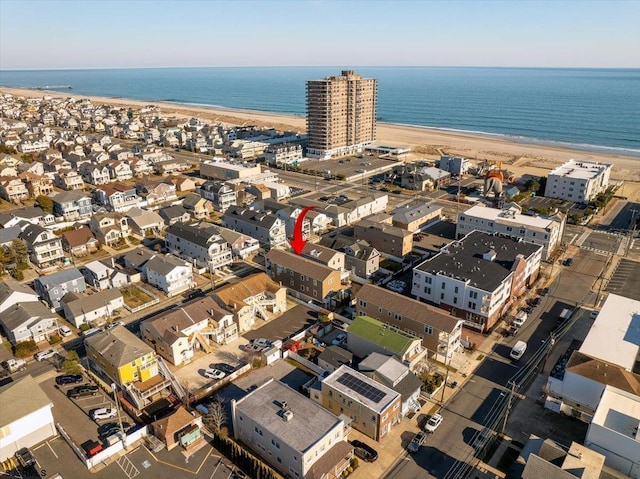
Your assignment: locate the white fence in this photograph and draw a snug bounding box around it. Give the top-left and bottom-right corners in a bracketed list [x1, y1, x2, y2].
[284, 350, 326, 376]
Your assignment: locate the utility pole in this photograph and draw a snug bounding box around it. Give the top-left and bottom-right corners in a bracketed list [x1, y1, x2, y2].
[501, 381, 516, 435]
[440, 335, 450, 403]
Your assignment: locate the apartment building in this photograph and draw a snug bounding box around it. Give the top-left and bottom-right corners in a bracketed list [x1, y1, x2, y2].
[353, 219, 413, 259]
[319, 365, 402, 441]
[306, 70, 377, 159]
[355, 284, 463, 360]
[544, 159, 612, 203]
[456, 203, 565, 260]
[165, 222, 233, 271]
[199, 158, 261, 181]
[391, 202, 443, 232]
[412, 231, 542, 331]
[223, 206, 287, 248]
[232, 379, 353, 479]
[265, 249, 346, 306]
[264, 143, 303, 166]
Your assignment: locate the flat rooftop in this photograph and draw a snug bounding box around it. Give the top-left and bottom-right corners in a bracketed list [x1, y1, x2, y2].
[548, 159, 612, 180]
[461, 204, 558, 230]
[580, 293, 640, 372]
[234, 378, 343, 453]
[322, 364, 400, 414]
[593, 386, 640, 441]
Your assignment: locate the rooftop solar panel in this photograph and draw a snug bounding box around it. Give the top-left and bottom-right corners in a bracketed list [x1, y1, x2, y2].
[336, 372, 386, 403]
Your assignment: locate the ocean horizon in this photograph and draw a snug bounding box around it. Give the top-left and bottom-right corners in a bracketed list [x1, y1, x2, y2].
[1, 66, 639, 157]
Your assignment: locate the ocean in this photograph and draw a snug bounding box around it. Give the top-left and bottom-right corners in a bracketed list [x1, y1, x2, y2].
[1, 67, 639, 156]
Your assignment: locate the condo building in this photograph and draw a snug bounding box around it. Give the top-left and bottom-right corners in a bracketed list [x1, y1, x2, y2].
[544, 159, 612, 204]
[306, 70, 377, 159]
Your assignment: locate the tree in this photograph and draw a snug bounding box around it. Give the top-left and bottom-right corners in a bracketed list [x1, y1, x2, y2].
[203, 395, 227, 434]
[36, 195, 54, 214]
[10, 239, 29, 265]
[525, 179, 541, 193]
[62, 350, 83, 374]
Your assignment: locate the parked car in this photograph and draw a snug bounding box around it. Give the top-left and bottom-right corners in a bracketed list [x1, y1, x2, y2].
[55, 374, 84, 385]
[331, 333, 347, 346]
[15, 447, 36, 467]
[204, 368, 226, 380]
[350, 440, 378, 462]
[424, 413, 443, 433]
[408, 431, 427, 453]
[67, 384, 99, 398]
[105, 321, 123, 330]
[590, 310, 599, 319]
[59, 325, 73, 337]
[35, 349, 57, 361]
[563, 257, 573, 266]
[98, 421, 131, 438]
[250, 338, 271, 351]
[91, 407, 118, 421]
[212, 363, 235, 374]
[532, 297, 542, 307]
[539, 287, 550, 296]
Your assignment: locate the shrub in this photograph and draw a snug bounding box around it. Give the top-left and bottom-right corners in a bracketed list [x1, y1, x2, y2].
[49, 334, 62, 345]
[11, 268, 24, 280]
[14, 340, 37, 358]
[79, 323, 90, 331]
[350, 458, 359, 469]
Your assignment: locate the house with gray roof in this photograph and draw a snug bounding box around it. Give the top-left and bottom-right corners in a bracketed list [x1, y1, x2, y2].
[126, 207, 164, 237]
[317, 345, 353, 373]
[50, 190, 92, 221]
[80, 259, 128, 290]
[391, 201, 442, 232]
[320, 236, 381, 279]
[223, 205, 286, 248]
[60, 289, 124, 328]
[165, 222, 232, 270]
[158, 205, 191, 226]
[143, 254, 193, 297]
[0, 206, 44, 228]
[0, 375, 56, 462]
[20, 223, 65, 267]
[0, 301, 59, 344]
[0, 225, 21, 248]
[232, 378, 353, 479]
[0, 277, 39, 314]
[34, 267, 86, 309]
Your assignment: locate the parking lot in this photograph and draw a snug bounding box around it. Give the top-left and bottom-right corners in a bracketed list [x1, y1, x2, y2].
[605, 258, 640, 301]
[299, 152, 400, 180]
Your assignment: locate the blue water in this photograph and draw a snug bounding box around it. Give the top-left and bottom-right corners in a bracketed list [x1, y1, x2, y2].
[1, 67, 639, 156]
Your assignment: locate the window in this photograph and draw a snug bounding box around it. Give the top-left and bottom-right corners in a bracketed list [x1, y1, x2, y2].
[441, 282, 446, 289]
[359, 300, 367, 308]
[453, 297, 458, 304]
[506, 226, 513, 232]
[440, 293, 445, 300]
[468, 301, 477, 309]
[424, 325, 433, 334]
[394, 313, 402, 321]
[271, 439, 280, 449]
[378, 307, 383, 313]
[454, 286, 459, 293]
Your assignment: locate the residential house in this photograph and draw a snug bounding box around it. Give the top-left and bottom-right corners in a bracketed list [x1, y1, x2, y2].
[122, 247, 156, 276]
[61, 226, 100, 257]
[0, 277, 39, 315]
[456, 203, 566, 261]
[0, 302, 59, 344]
[317, 365, 402, 441]
[89, 212, 130, 247]
[53, 169, 85, 190]
[154, 158, 190, 175]
[151, 406, 204, 452]
[85, 327, 174, 410]
[0, 177, 29, 202]
[78, 162, 111, 186]
[211, 272, 286, 333]
[231, 378, 353, 479]
[141, 296, 238, 366]
[51, 190, 93, 221]
[94, 183, 141, 212]
[356, 284, 463, 360]
[439, 156, 471, 175]
[81, 259, 128, 290]
[34, 267, 86, 309]
[0, 226, 22, 248]
[391, 202, 443, 232]
[126, 207, 164, 237]
[346, 315, 427, 371]
[358, 352, 423, 416]
[136, 179, 177, 206]
[164, 222, 233, 271]
[181, 193, 213, 219]
[60, 289, 124, 328]
[216, 225, 260, 260]
[411, 231, 543, 331]
[128, 157, 154, 177]
[20, 223, 65, 268]
[301, 243, 346, 272]
[342, 239, 380, 279]
[19, 172, 54, 198]
[106, 160, 133, 181]
[317, 346, 353, 373]
[143, 254, 193, 297]
[198, 180, 237, 212]
[223, 206, 286, 248]
[0, 376, 56, 462]
[0, 206, 44, 229]
[419, 166, 451, 189]
[159, 205, 191, 226]
[265, 249, 348, 306]
[353, 219, 413, 259]
[167, 175, 197, 193]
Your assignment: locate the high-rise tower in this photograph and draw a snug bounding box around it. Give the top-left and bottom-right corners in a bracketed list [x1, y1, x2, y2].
[306, 70, 377, 159]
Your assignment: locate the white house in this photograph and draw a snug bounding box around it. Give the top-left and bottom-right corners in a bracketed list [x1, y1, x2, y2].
[165, 222, 233, 271]
[0, 278, 39, 315]
[143, 254, 193, 297]
[544, 159, 612, 204]
[61, 289, 124, 328]
[80, 260, 128, 290]
[0, 376, 56, 462]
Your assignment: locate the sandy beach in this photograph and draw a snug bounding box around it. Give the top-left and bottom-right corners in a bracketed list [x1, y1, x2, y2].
[3, 86, 640, 200]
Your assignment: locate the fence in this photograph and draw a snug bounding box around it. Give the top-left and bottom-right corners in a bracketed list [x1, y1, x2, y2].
[284, 350, 326, 376]
[122, 286, 160, 313]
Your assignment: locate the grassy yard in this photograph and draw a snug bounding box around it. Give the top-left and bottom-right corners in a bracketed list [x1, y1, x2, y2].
[121, 285, 154, 308]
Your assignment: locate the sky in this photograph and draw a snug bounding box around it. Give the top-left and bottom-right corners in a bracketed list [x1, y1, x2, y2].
[1, 0, 639, 70]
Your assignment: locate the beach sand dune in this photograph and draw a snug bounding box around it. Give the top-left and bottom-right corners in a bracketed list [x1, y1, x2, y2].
[3, 86, 639, 201]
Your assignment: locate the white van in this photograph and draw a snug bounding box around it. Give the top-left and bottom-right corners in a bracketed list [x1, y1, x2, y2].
[510, 341, 527, 360]
[513, 311, 528, 328]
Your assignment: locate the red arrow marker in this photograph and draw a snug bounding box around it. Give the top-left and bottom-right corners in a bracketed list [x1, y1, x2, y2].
[290, 206, 318, 255]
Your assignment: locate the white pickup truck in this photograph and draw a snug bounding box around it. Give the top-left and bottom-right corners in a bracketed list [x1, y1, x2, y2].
[2, 358, 27, 374]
